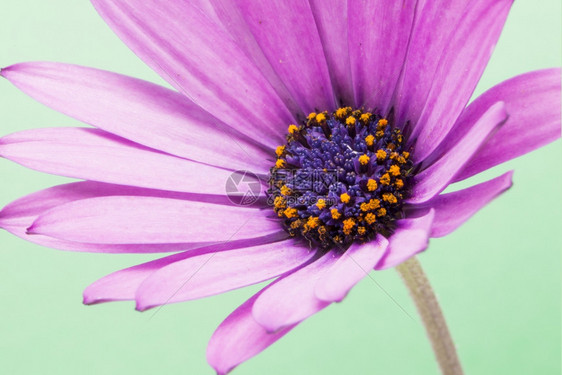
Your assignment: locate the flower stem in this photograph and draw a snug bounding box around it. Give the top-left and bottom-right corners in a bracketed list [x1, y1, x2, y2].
[396, 257, 464, 375]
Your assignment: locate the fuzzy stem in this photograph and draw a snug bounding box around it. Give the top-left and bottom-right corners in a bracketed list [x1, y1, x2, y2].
[396, 257, 464, 375]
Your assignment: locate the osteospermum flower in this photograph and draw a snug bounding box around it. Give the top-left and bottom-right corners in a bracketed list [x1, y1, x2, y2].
[0, 0, 560, 374]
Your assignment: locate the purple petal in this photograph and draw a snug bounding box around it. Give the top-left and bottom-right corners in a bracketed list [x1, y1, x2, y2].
[209, 0, 335, 114]
[0, 62, 270, 172]
[308, 0, 354, 106]
[207, 291, 297, 375]
[408, 102, 507, 204]
[348, 0, 416, 113]
[252, 252, 336, 332]
[452, 69, 562, 182]
[91, 0, 295, 148]
[0, 181, 264, 253]
[375, 210, 434, 270]
[135, 238, 312, 311]
[315, 235, 389, 303]
[83, 233, 288, 304]
[0, 127, 252, 195]
[28, 196, 279, 244]
[405, 0, 512, 161]
[407, 171, 514, 238]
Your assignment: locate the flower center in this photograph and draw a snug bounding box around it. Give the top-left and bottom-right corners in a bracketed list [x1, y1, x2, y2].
[268, 107, 413, 251]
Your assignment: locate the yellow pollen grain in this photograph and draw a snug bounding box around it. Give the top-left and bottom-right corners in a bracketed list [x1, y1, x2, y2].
[280, 185, 292, 196]
[284, 207, 298, 218]
[288, 124, 299, 134]
[369, 199, 380, 210]
[378, 118, 388, 126]
[377, 208, 387, 217]
[383, 193, 398, 204]
[395, 179, 404, 189]
[358, 226, 366, 235]
[360, 113, 371, 122]
[379, 173, 391, 185]
[318, 226, 327, 235]
[402, 151, 410, 159]
[360, 203, 370, 212]
[366, 179, 378, 191]
[315, 113, 327, 123]
[346, 116, 356, 126]
[342, 218, 355, 235]
[376, 149, 387, 161]
[365, 134, 375, 147]
[396, 134, 403, 143]
[273, 196, 286, 209]
[365, 213, 376, 224]
[316, 199, 326, 210]
[335, 107, 347, 118]
[389, 165, 401, 176]
[331, 208, 341, 220]
[306, 216, 320, 229]
[375, 130, 385, 138]
[397, 156, 406, 164]
[358, 154, 370, 165]
[275, 145, 285, 157]
[307, 112, 317, 120]
[340, 193, 351, 204]
[275, 159, 286, 168]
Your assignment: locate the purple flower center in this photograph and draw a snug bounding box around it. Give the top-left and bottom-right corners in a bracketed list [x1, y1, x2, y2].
[268, 107, 413, 251]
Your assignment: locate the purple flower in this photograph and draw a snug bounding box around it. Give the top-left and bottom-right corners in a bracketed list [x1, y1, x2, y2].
[0, 1, 560, 374]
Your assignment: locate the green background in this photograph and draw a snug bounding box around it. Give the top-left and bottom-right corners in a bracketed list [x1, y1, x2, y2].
[0, 1, 560, 374]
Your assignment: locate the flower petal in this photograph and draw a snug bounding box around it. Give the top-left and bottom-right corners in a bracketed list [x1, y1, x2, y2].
[375, 210, 434, 270]
[408, 102, 507, 204]
[83, 232, 288, 304]
[0, 128, 251, 195]
[0, 62, 270, 172]
[252, 252, 336, 332]
[452, 69, 562, 182]
[315, 235, 389, 303]
[407, 171, 513, 238]
[209, 0, 335, 114]
[0, 181, 263, 253]
[348, 0, 417, 113]
[91, 0, 294, 147]
[405, 0, 512, 161]
[28, 196, 279, 244]
[308, 0, 354, 105]
[135, 238, 312, 311]
[207, 292, 297, 375]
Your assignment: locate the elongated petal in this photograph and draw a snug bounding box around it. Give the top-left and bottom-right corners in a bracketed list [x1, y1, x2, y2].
[348, 0, 416, 113]
[406, 0, 512, 161]
[252, 253, 336, 332]
[135, 238, 311, 310]
[308, 0, 354, 105]
[452, 69, 562, 181]
[92, 0, 294, 147]
[83, 233, 288, 304]
[408, 171, 514, 238]
[408, 102, 507, 203]
[1, 62, 269, 172]
[315, 236, 389, 303]
[375, 210, 434, 270]
[28, 196, 279, 244]
[210, 0, 335, 114]
[0, 181, 263, 253]
[0, 128, 252, 195]
[207, 292, 297, 375]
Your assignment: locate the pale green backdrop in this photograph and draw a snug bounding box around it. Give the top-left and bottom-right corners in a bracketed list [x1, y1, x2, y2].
[0, 1, 560, 374]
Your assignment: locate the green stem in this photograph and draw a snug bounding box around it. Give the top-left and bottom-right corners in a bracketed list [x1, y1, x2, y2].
[396, 257, 464, 375]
